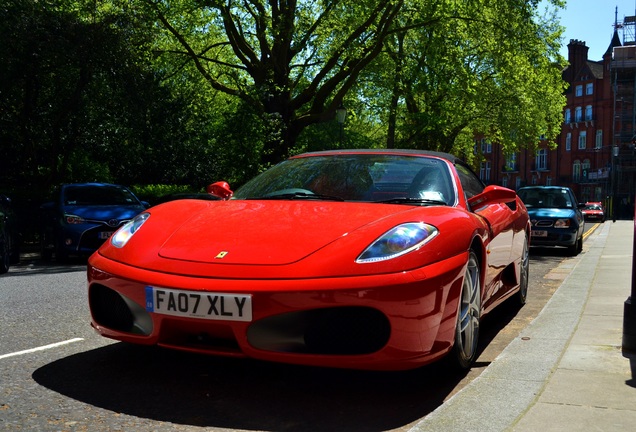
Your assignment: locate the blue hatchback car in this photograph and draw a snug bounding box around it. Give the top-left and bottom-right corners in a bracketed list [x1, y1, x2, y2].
[517, 186, 585, 256]
[40, 183, 148, 261]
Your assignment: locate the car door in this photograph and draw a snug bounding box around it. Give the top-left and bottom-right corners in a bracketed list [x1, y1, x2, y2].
[455, 163, 517, 301]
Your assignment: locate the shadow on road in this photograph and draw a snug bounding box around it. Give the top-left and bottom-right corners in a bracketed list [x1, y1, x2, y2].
[33, 343, 461, 431]
[32, 299, 522, 432]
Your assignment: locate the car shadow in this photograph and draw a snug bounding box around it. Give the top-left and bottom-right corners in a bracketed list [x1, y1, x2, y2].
[33, 342, 470, 431]
[529, 246, 573, 258]
[31, 301, 521, 432]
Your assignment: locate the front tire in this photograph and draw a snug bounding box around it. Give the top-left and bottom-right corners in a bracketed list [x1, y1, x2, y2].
[452, 250, 481, 370]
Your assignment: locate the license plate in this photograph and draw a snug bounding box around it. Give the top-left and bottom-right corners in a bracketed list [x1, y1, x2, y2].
[145, 286, 252, 322]
[98, 231, 114, 239]
[532, 230, 548, 237]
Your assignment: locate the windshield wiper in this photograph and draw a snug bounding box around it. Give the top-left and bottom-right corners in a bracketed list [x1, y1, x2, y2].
[375, 197, 447, 206]
[252, 192, 345, 201]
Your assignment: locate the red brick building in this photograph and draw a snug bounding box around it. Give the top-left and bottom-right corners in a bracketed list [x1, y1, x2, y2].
[478, 20, 636, 220]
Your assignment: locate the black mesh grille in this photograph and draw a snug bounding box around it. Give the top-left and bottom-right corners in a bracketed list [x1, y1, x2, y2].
[89, 284, 135, 332]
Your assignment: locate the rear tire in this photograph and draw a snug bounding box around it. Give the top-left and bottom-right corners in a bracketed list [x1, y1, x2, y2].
[452, 250, 481, 370]
[567, 235, 582, 256]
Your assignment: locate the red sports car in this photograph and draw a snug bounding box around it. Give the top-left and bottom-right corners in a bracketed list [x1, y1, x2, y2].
[87, 150, 530, 371]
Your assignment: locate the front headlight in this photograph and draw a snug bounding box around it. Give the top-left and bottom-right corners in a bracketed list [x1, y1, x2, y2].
[64, 214, 85, 224]
[356, 222, 438, 263]
[554, 219, 572, 228]
[111, 213, 150, 248]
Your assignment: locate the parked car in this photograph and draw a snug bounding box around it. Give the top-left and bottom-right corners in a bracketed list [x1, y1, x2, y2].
[88, 149, 531, 371]
[581, 201, 605, 222]
[41, 183, 148, 261]
[0, 194, 20, 273]
[517, 186, 585, 256]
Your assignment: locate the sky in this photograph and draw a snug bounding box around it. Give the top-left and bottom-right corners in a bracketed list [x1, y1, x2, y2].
[544, 0, 636, 61]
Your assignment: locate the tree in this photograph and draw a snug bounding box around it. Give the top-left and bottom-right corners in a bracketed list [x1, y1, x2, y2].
[360, 0, 567, 158]
[143, 0, 409, 166]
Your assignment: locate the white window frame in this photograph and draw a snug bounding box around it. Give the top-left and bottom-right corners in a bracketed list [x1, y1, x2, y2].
[564, 109, 571, 123]
[595, 130, 603, 149]
[575, 106, 582, 121]
[566, 132, 572, 151]
[575, 85, 583, 96]
[578, 131, 587, 150]
[585, 105, 593, 121]
[573, 160, 581, 181]
[586, 83, 593, 95]
[536, 149, 547, 170]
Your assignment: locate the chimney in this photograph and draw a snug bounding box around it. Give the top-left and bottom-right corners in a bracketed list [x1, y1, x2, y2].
[568, 39, 589, 74]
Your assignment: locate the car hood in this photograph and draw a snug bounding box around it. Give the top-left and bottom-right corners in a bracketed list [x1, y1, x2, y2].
[156, 200, 418, 266]
[64, 205, 145, 222]
[527, 207, 577, 219]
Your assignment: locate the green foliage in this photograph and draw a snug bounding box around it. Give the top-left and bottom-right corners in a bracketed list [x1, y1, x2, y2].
[1, 0, 568, 195]
[129, 184, 201, 203]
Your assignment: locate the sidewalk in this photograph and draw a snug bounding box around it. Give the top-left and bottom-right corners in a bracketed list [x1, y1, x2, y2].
[409, 220, 636, 432]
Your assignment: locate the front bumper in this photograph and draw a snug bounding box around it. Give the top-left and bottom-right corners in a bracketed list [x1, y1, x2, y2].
[529, 227, 578, 247]
[87, 251, 468, 371]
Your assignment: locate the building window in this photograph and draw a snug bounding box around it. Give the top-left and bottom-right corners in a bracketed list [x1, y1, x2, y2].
[573, 160, 581, 181]
[582, 159, 591, 180]
[546, 176, 552, 186]
[505, 153, 518, 171]
[479, 161, 491, 181]
[578, 131, 586, 149]
[564, 109, 571, 123]
[566, 132, 572, 151]
[585, 105, 593, 120]
[480, 139, 492, 154]
[595, 130, 603, 149]
[575, 106, 582, 121]
[502, 176, 508, 187]
[575, 85, 583, 96]
[515, 177, 521, 189]
[536, 149, 547, 170]
[586, 83, 593, 95]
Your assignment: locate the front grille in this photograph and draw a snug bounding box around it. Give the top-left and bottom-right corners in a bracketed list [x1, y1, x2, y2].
[247, 307, 391, 355]
[533, 220, 554, 227]
[89, 284, 135, 332]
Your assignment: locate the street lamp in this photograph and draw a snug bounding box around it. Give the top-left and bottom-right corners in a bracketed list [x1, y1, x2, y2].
[335, 103, 346, 147]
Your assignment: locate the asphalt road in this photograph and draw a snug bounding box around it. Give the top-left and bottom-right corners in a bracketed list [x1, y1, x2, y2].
[0, 224, 600, 431]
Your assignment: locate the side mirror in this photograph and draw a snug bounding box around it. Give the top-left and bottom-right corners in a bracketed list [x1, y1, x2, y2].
[468, 185, 516, 209]
[206, 181, 233, 200]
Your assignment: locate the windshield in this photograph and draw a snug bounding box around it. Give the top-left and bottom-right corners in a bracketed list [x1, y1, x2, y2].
[584, 204, 602, 210]
[233, 154, 455, 205]
[64, 185, 140, 206]
[518, 188, 574, 209]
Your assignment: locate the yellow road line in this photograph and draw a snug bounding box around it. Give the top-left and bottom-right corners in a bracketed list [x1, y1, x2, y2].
[583, 222, 601, 240]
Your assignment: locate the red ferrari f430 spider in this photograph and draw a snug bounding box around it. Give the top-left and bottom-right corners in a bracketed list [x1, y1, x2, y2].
[88, 149, 530, 371]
